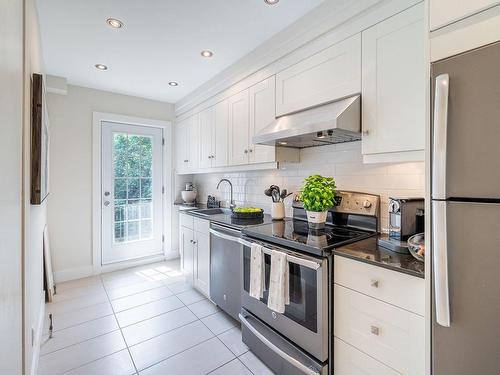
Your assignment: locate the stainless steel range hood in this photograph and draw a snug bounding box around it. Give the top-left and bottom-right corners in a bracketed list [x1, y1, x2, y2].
[253, 95, 361, 148]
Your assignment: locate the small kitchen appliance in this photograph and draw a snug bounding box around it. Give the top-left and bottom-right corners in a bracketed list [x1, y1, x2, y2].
[388, 197, 424, 241]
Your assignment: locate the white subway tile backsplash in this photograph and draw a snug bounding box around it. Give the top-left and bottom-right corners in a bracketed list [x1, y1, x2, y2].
[192, 142, 424, 229]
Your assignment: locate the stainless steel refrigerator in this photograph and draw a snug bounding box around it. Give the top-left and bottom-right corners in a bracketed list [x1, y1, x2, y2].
[431, 41, 500, 374]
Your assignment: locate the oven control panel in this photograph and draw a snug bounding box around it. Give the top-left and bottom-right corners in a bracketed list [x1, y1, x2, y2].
[332, 191, 380, 216]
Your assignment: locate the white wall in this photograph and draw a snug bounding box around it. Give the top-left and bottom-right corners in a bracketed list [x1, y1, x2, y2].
[193, 142, 425, 230]
[47, 86, 174, 282]
[23, 1, 47, 373]
[0, 0, 24, 373]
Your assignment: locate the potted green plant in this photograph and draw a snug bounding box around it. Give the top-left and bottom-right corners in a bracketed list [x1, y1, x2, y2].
[300, 175, 336, 228]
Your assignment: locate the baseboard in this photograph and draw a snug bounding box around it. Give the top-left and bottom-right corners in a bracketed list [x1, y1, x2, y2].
[53, 265, 94, 283]
[30, 294, 45, 375]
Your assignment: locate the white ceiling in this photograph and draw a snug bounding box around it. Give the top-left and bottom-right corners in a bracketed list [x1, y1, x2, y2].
[37, 0, 324, 103]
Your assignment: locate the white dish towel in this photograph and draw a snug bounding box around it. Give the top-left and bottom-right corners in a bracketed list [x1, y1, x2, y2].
[249, 243, 265, 300]
[267, 250, 290, 314]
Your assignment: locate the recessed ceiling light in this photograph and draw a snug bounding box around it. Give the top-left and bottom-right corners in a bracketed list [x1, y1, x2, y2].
[200, 50, 214, 58]
[106, 18, 124, 28]
[95, 64, 108, 71]
[264, 0, 279, 4]
[168, 81, 179, 87]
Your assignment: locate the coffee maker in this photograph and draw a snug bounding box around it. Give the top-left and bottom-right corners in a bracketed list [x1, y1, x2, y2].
[388, 197, 425, 241]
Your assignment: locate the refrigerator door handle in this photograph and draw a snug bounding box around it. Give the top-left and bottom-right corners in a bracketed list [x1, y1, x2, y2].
[432, 74, 449, 200]
[433, 200, 451, 327]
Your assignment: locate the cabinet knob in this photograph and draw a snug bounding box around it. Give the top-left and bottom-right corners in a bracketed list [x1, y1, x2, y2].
[371, 326, 380, 336]
[244, 149, 248, 154]
[184, 159, 188, 163]
[192, 240, 197, 245]
[370, 279, 379, 288]
[362, 130, 370, 136]
[223, 294, 227, 301]
[248, 148, 253, 153]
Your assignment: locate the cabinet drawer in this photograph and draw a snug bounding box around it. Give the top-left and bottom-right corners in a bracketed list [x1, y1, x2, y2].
[193, 217, 209, 235]
[334, 337, 399, 375]
[334, 284, 424, 375]
[180, 213, 194, 229]
[334, 255, 424, 315]
[275, 34, 361, 116]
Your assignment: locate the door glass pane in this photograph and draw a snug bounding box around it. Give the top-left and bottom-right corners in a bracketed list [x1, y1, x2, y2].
[113, 133, 155, 243]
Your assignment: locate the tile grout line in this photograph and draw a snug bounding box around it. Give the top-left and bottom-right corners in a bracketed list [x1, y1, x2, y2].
[100, 273, 141, 375]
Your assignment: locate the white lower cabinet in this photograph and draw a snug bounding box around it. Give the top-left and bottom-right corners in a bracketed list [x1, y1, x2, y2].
[334, 284, 425, 375]
[361, 3, 425, 163]
[334, 337, 400, 375]
[179, 215, 210, 297]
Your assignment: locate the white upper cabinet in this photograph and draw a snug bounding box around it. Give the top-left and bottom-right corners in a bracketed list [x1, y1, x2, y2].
[361, 3, 425, 161]
[430, 0, 500, 30]
[275, 34, 361, 117]
[228, 90, 250, 166]
[248, 76, 276, 164]
[212, 100, 229, 168]
[175, 114, 199, 173]
[175, 118, 189, 173]
[198, 100, 229, 170]
[198, 106, 215, 170]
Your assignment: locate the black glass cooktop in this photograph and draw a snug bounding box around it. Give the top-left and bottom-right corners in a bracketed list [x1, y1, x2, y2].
[242, 219, 375, 257]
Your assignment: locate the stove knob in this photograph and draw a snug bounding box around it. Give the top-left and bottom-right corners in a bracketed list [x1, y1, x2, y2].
[363, 200, 372, 209]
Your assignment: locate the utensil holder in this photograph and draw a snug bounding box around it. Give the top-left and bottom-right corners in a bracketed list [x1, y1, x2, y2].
[271, 202, 285, 220]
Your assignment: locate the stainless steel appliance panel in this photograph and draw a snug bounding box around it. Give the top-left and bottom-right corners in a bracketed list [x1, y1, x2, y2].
[241, 240, 328, 362]
[431, 41, 500, 200]
[209, 224, 242, 320]
[432, 201, 500, 375]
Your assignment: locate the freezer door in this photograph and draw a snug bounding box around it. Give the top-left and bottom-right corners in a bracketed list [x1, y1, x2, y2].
[431, 42, 500, 200]
[432, 201, 500, 375]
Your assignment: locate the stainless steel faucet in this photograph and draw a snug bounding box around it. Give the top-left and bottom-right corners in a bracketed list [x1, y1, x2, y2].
[216, 179, 235, 209]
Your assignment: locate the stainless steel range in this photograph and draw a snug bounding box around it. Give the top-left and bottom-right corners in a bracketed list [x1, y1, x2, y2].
[239, 191, 380, 375]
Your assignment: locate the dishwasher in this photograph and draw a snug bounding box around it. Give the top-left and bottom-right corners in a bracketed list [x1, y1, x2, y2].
[209, 223, 244, 320]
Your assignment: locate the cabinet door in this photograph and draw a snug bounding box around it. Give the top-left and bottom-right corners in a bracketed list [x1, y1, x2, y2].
[193, 232, 210, 297]
[227, 90, 250, 166]
[187, 114, 200, 171]
[198, 107, 214, 170]
[275, 34, 361, 116]
[361, 3, 425, 156]
[180, 226, 194, 284]
[213, 99, 229, 168]
[430, 0, 500, 30]
[175, 119, 189, 173]
[249, 76, 276, 164]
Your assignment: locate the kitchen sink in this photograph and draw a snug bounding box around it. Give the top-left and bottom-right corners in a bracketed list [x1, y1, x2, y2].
[193, 208, 232, 216]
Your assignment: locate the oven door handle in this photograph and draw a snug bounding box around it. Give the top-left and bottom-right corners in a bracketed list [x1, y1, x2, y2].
[239, 312, 321, 375]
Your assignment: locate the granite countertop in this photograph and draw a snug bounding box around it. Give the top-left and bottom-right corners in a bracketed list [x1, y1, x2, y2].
[333, 235, 425, 278]
[182, 208, 275, 230]
[174, 202, 207, 210]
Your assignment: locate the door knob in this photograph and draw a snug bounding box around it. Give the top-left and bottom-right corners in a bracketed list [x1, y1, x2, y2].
[370, 280, 379, 288]
[104, 201, 110, 207]
[371, 326, 380, 336]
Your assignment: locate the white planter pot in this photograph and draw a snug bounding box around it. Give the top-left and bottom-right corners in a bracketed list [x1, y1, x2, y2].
[306, 210, 328, 229]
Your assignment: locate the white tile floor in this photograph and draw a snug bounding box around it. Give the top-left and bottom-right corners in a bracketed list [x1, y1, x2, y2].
[39, 259, 274, 375]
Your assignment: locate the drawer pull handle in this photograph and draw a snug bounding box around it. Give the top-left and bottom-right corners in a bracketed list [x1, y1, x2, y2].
[371, 326, 380, 336]
[370, 280, 379, 288]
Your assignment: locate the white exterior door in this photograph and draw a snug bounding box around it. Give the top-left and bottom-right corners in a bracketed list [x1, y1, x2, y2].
[101, 121, 163, 264]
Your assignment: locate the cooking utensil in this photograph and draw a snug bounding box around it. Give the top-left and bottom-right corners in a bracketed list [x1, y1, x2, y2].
[272, 189, 280, 203]
[264, 188, 273, 197]
[280, 189, 287, 200]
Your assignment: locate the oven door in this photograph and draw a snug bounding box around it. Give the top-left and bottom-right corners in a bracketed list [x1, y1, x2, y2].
[241, 238, 328, 362]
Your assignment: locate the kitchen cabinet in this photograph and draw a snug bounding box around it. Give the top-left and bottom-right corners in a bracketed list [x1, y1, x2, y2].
[361, 3, 425, 162]
[175, 114, 199, 173]
[430, 0, 500, 30]
[275, 34, 361, 117]
[198, 100, 229, 169]
[333, 255, 425, 375]
[179, 215, 210, 297]
[179, 225, 194, 283]
[248, 76, 276, 164]
[227, 90, 250, 166]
